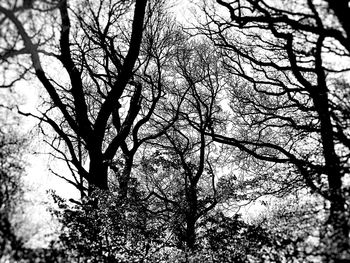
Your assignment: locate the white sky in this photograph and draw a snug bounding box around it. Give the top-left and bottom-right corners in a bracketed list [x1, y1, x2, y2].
[10, 81, 79, 247]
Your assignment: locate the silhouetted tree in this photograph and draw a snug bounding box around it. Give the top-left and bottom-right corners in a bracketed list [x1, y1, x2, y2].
[139, 39, 230, 251]
[200, 0, 350, 260]
[0, 0, 181, 198]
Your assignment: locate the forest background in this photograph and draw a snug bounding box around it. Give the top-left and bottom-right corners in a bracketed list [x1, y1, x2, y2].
[0, 0, 350, 262]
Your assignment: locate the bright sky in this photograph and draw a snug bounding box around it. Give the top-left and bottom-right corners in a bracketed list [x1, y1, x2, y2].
[10, 80, 80, 247]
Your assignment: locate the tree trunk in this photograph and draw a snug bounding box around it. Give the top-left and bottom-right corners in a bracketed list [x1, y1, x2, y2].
[326, 0, 350, 52]
[313, 91, 350, 260]
[89, 157, 109, 192]
[326, 196, 349, 260]
[185, 184, 198, 250]
[185, 215, 196, 250]
[118, 155, 133, 200]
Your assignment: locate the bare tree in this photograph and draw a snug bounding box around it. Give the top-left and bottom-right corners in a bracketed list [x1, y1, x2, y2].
[0, 0, 181, 198]
[139, 39, 227, 250]
[199, 0, 350, 260]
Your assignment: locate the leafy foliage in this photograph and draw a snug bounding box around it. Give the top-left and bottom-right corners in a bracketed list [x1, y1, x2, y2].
[50, 183, 168, 262]
[198, 212, 270, 263]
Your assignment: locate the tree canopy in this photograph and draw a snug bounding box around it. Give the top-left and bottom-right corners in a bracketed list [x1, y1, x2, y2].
[0, 0, 350, 262]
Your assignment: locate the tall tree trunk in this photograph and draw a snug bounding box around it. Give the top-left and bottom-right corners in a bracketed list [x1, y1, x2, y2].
[313, 91, 350, 260]
[185, 184, 198, 250]
[185, 215, 196, 251]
